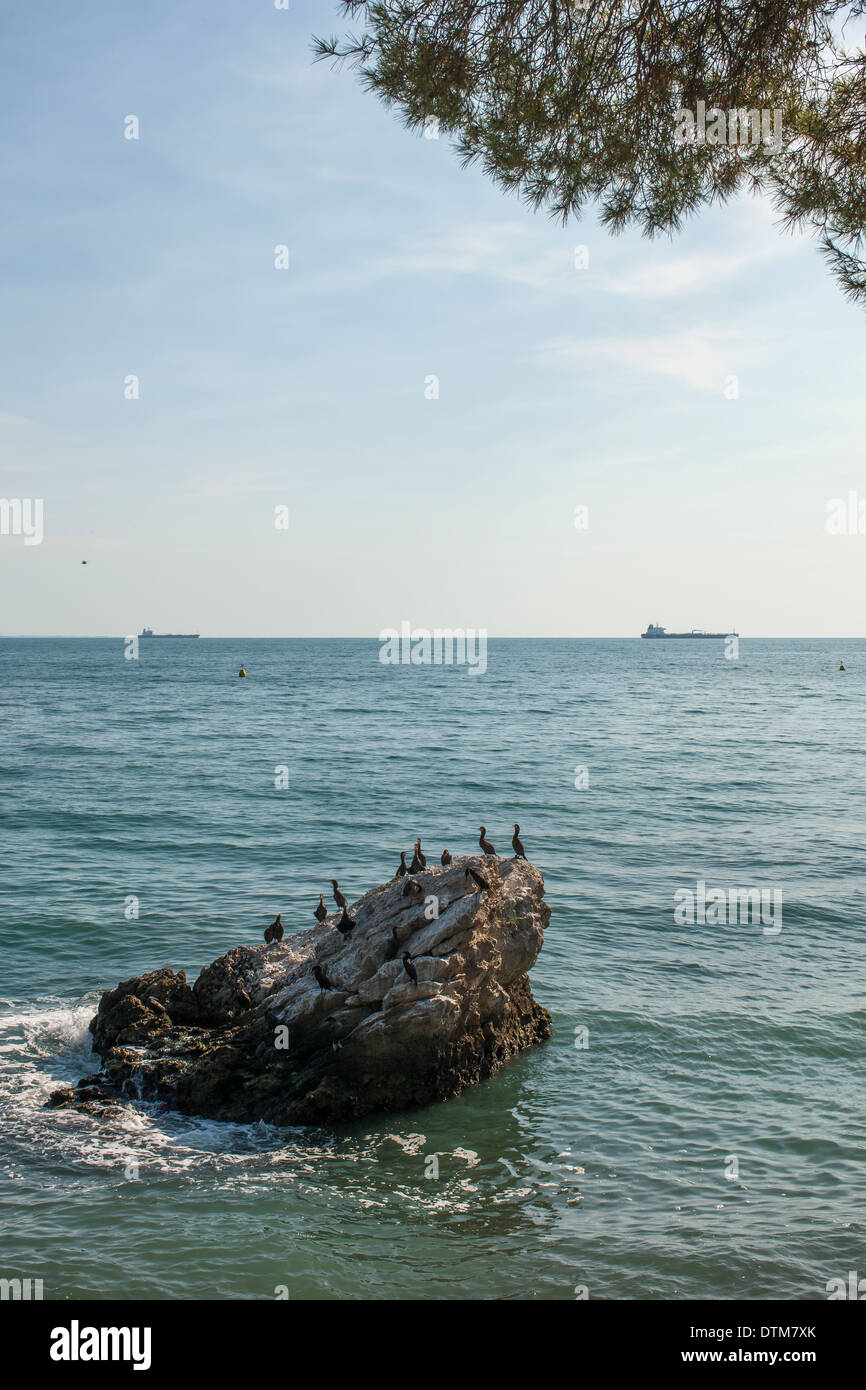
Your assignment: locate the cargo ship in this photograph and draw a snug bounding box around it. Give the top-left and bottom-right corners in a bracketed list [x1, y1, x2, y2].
[641, 623, 736, 639]
[139, 627, 200, 638]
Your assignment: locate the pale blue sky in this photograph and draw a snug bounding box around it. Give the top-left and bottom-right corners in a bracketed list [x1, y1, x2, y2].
[1, 1, 864, 636]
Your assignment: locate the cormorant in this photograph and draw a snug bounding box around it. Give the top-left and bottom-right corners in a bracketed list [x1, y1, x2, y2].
[401, 876, 422, 898]
[313, 964, 335, 991]
[264, 914, 283, 943]
[384, 925, 402, 961]
[479, 826, 496, 855]
[402, 953, 418, 984]
[314, 894, 328, 923]
[336, 906, 355, 935]
[441, 849, 452, 866]
[409, 839, 426, 873]
[396, 851, 408, 878]
[468, 866, 489, 893]
[330, 879, 348, 910]
[512, 824, 526, 858]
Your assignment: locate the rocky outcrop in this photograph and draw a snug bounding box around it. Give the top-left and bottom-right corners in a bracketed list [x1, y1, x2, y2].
[70, 855, 551, 1125]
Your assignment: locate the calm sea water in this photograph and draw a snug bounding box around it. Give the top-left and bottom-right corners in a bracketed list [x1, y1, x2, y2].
[0, 637, 863, 1301]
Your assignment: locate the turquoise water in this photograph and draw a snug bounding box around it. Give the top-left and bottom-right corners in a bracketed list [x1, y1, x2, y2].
[0, 637, 863, 1300]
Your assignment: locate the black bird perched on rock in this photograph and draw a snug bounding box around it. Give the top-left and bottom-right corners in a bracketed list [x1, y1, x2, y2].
[336, 906, 355, 935]
[512, 824, 526, 859]
[313, 964, 336, 991]
[409, 838, 426, 873]
[384, 925, 402, 961]
[264, 914, 283, 943]
[401, 875, 423, 898]
[396, 851, 408, 878]
[330, 879, 348, 910]
[314, 894, 328, 923]
[441, 849, 452, 866]
[479, 826, 496, 856]
[402, 952, 418, 984]
[468, 866, 489, 893]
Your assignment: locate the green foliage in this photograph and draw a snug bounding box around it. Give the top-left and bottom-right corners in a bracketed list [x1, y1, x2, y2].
[315, 1, 866, 304]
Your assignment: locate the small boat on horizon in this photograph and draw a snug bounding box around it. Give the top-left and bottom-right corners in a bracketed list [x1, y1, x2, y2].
[139, 627, 200, 639]
[641, 623, 737, 639]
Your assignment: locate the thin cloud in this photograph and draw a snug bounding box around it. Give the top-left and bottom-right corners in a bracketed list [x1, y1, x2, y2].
[602, 251, 757, 297]
[542, 332, 750, 393]
[371, 222, 545, 279]
[366, 216, 792, 298]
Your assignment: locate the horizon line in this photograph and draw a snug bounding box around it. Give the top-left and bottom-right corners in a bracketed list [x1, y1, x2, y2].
[2, 634, 864, 642]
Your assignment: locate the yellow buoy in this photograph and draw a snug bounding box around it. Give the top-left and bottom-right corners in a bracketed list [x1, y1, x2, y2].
[239, 667, 247, 678]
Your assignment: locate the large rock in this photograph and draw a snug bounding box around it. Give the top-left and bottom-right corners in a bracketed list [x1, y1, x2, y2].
[89, 967, 199, 1051]
[80, 855, 551, 1125]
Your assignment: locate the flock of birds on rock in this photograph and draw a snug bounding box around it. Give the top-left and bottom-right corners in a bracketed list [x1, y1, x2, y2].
[260, 824, 529, 995]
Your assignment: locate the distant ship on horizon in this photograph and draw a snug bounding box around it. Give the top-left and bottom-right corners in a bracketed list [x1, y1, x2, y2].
[641, 623, 737, 639]
[139, 627, 200, 639]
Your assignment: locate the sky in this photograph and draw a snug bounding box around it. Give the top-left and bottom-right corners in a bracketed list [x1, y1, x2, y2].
[1, 0, 864, 637]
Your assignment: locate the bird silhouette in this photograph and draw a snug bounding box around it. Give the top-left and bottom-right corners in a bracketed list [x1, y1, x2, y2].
[313, 964, 335, 991]
[396, 851, 408, 878]
[401, 876, 423, 898]
[479, 826, 496, 855]
[512, 824, 526, 858]
[330, 879, 348, 910]
[468, 867, 489, 893]
[264, 914, 283, 943]
[336, 906, 355, 935]
[441, 849, 452, 865]
[314, 894, 328, 923]
[402, 953, 418, 984]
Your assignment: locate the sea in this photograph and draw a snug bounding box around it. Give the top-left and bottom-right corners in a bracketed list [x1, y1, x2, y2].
[0, 637, 863, 1301]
